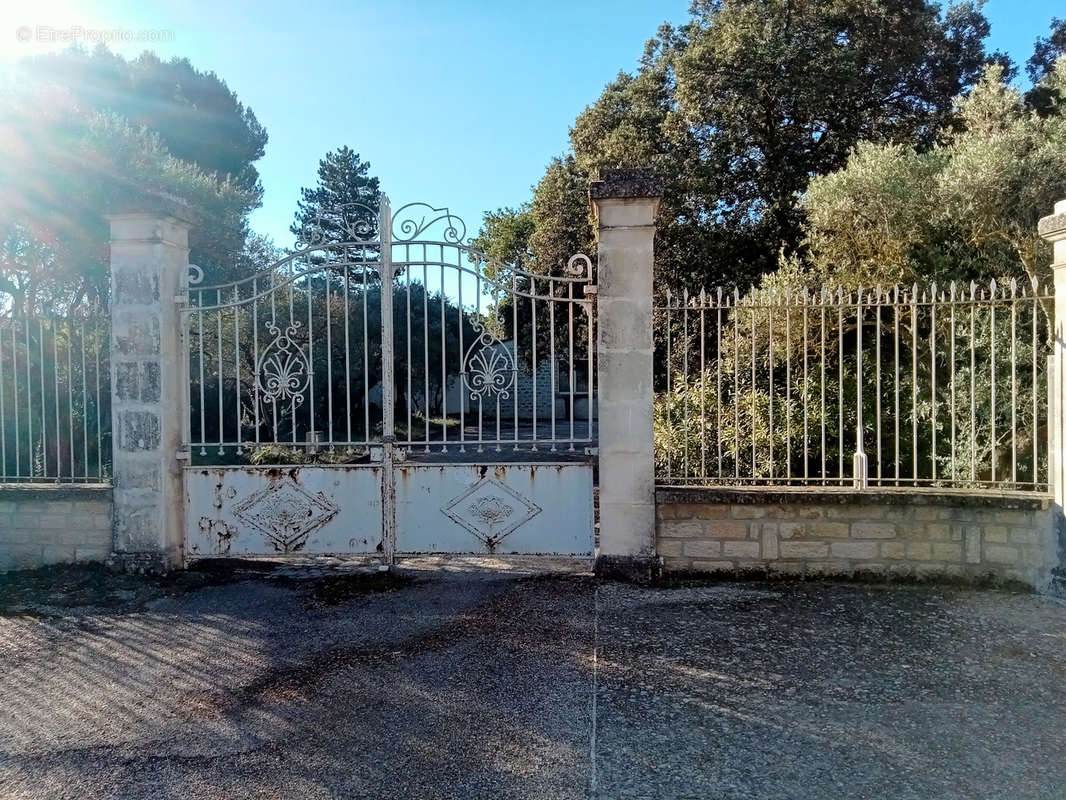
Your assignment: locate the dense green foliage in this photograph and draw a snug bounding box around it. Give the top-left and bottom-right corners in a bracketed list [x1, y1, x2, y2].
[478, 0, 1005, 290]
[0, 46, 268, 311]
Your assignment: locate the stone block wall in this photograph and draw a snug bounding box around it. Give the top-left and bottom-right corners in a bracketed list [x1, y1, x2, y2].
[656, 488, 1061, 589]
[0, 486, 113, 572]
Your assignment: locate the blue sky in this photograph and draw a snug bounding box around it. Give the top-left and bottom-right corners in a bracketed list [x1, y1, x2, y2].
[2, 0, 1063, 250]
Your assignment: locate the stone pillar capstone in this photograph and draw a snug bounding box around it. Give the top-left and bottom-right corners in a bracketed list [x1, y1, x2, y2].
[106, 202, 193, 571]
[589, 168, 662, 579]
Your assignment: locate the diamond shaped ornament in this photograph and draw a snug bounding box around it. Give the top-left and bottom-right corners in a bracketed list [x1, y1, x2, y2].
[441, 476, 542, 547]
[231, 479, 340, 552]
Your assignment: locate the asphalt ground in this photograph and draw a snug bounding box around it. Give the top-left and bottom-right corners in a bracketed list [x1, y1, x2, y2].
[1, 557, 1064, 799]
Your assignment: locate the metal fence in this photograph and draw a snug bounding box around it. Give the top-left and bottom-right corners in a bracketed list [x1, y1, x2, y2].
[0, 316, 111, 483]
[654, 280, 1052, 492]
[183, 200, 596, 461]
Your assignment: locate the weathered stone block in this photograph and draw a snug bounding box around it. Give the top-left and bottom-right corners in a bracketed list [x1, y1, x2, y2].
[878, 541, 903, 558]
[661, 520, 704, 538]
[689, 504, 729, 519]
[657, 539, 684, 557]
[723, 540, 760, 558]
[691, 560, 735, 572]
[780, 541, 829, 559]
[830, 541, 878, 560]
[113, 314, 160, 357]
[731, 506, 766, 519]
[114, 460, 161, 491]
[964, 528, 981, 564]
[683, 540, 722, 558]
[994, 510, 1033, 526]
[778, 522, 805, 539]
[922, 523, 951, 541]
[931, 542, 963, 561]
[826, 505, 886, 520]
[705, 521, 750, 539]
[983, 544, 1019, 565]
[906, 542, 933, 560]
[113, 266, 160, 305]
[852, 522, 896, 539]
[762, 529, 779, 559]
[807, 521, 849, 539]
[119, 411, 161, 452]
[984, 525, 1009, 543]
[1008, 527, 1041, 545]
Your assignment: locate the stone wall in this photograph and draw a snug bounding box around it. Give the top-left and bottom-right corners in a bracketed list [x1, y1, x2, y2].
[656, 488, 1061, 589]
[0, 486, 113, 572]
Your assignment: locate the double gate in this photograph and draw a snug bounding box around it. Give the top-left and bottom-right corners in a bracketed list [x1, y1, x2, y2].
[180, 197, 596, 559]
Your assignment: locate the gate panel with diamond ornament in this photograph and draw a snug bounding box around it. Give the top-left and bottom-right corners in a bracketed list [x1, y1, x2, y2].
[180, 194, 596, 560]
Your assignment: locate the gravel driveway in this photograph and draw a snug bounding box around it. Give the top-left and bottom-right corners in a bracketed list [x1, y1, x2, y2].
[1, 558, 1064, 799]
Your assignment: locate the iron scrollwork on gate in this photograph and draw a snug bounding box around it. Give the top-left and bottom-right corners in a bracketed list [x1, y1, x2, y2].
[256, 320, 311, 407]
[461, 321, 517, 402]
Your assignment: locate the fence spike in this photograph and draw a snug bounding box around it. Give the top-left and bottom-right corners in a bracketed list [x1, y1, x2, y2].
[1010, 277, 1018, 297]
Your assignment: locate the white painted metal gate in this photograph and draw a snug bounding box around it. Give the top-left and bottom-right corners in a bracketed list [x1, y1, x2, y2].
[180, 196, 596, 559]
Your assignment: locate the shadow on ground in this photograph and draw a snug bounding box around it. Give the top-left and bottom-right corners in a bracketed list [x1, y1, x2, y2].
[0, 558, 1064, 799]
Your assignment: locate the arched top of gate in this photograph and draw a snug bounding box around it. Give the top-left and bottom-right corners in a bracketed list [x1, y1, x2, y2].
[294, 201, 379, 250]
[184, 196, 594, 310]
[387, 201, 594, 285]
[390, 202, 467, 245]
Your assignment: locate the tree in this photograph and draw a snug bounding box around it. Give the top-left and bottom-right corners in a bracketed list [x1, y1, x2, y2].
[291, 147, 380, 250]
[24, 46, 267, 194]
[1, 47, 268, 308]
[801, 62, 1066, 298]
[483, 0, 1001, 292]
[1027, 18, 1066, 116]
[470, 205, 535, 281]
[0, 81, 260, 313]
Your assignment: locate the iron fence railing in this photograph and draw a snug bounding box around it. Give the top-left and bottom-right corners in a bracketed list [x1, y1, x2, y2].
[0, 316, 111, 483]
[654, 280, 1053, 492]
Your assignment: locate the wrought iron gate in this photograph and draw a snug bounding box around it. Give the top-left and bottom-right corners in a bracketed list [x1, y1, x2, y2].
[180, 196, 596, 560]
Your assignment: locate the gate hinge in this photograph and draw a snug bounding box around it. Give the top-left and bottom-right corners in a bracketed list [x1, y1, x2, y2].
[176, 449, 191, 461]
[584, 285, 598, 296]
[174, 292, 189, 305]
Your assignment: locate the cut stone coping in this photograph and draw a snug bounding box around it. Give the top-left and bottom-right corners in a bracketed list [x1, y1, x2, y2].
[0, 484, 113, 502]
[656, 485, 1051, 511]
[588, 167, 663, 199]
[1037, 211, 1066, 241]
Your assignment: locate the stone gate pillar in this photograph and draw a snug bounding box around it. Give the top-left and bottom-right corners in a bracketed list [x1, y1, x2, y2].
[106, 201, 193, 571]
[1039, 199, 1066, 578]
[589, 168, 662, 578]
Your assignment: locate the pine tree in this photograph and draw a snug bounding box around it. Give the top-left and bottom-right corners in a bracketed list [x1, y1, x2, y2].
[291, 147, 380, 247]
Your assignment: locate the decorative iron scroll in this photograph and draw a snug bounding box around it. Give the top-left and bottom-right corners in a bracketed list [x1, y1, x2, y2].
[392, 202, 467, 244]
[565, 252, 593, 280]
[295, 202, 378, 249]
[256, 321, 311, 406]
[461, 321, 516, 401]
